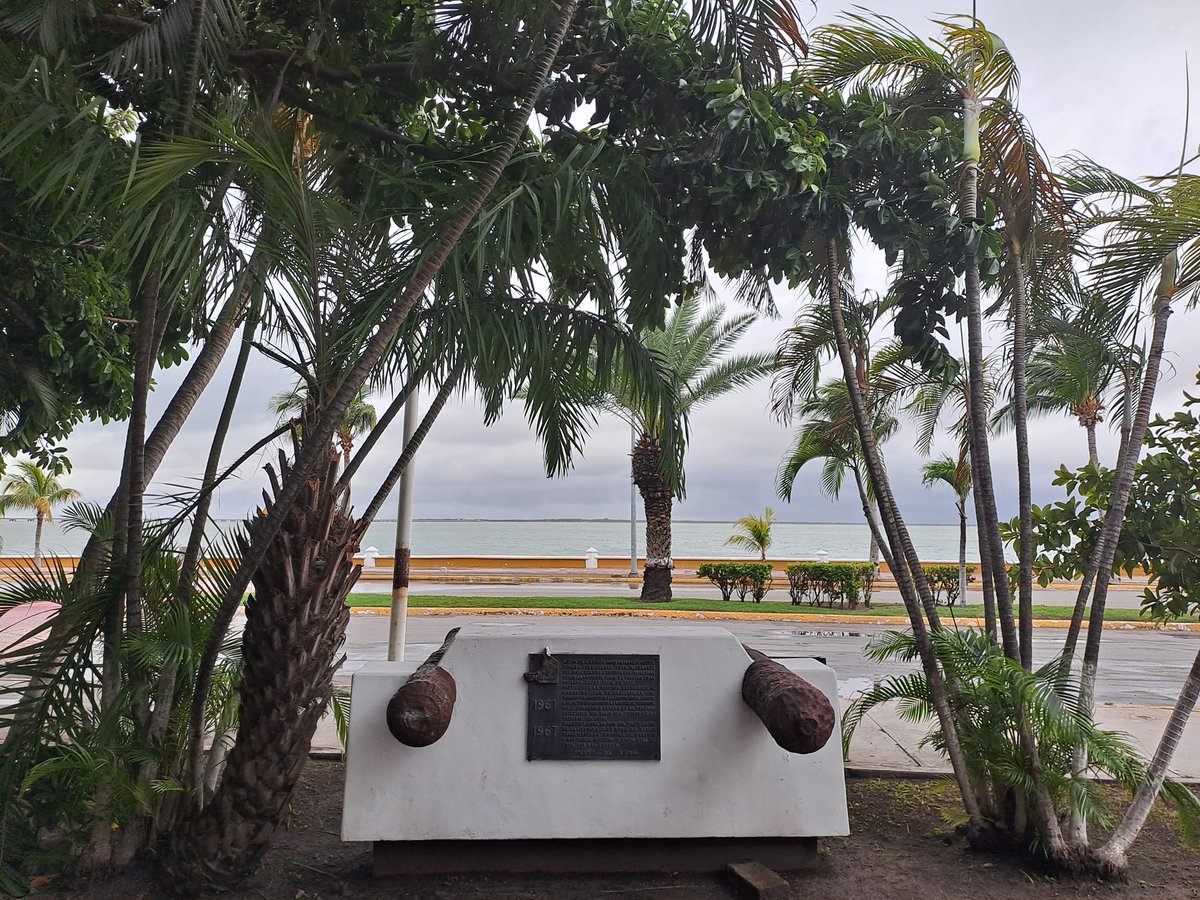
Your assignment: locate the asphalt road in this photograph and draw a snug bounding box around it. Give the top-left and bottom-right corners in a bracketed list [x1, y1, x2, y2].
[339, 612, 1200, 707]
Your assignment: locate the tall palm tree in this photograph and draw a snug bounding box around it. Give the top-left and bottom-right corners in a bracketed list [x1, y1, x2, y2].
[809, 12, 1025, 666]
[725, 507, 775, 560]
[586, 297, 772, 602]
[0, 462, 80, 565]
[921, 453, 972, 605]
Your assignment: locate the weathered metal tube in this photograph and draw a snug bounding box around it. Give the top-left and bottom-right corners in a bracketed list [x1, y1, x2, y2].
[741, 646, 835, 755]
[386, 628, 459, 747]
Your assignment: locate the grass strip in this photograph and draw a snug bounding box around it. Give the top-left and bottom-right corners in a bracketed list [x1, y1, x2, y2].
[343, 594, 1196, 623]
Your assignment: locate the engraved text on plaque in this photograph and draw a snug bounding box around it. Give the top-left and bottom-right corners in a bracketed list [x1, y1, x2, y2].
[525, 653, 660, 760]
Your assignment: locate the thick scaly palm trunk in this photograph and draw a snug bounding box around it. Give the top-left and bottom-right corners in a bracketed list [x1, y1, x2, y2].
[165, 446, 365, 891]
[185, 0, 581, 767]
[632, 432, 672, 603]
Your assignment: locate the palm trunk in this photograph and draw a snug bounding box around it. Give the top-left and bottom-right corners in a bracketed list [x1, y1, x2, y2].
[632, 433, 672, 603]
[1086, 420, 1099, 467]
[961, 98, 1020, 665]
[1117, 370, 1135, 465]
[1067, 252, 1176, 667]
[184, 0, 581, 778]
[1008, 244, 1035, 670]
[32, 511, 43, 566]
[963, 92, 1070, 860]
[958, 503, 968, 608]
[970, 464, 998, 641]
[135, 277, 265, 837]
[165, 446, 366, 891]
[1098, 647, 1200, 872]
[336, 381, 414, 492]
[143, 256, 264, 484]
[825, 234, 981, 829]
[178, 277, 265, 597]
[851, 466, 894, 573]
[1068, 253, 1178, 847]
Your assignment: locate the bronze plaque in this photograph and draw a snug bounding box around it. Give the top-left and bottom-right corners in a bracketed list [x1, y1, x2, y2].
[525, 653, 660, 761]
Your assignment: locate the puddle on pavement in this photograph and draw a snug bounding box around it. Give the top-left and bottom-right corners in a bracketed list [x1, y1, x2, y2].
[769, 628, 864, 638]
[838, 676, 876, 699]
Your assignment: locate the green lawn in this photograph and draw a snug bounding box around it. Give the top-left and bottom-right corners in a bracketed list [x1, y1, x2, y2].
[344, 594, 1197, 623]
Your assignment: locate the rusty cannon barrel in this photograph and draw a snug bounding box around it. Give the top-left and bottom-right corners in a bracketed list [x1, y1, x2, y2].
[386, 628, 459, 747]
[741, 645, 836, 755]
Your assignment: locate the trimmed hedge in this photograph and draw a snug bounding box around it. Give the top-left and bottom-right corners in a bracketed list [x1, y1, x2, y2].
[785, 562, 876, 609]
[696, 562, 774, 602]
[924, 564, 976, 606]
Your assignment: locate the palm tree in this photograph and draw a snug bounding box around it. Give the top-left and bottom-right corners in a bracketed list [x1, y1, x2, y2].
[921, 453, 972, 605]
[777, 373, 901, 571]
[270, 386, 378, 471]
[0, 462, 80, 565]
[726, 507, 775, 560]
[586, 297, 772, 602]
[809, 12, 1025, 666]
[1023, 291, 1142, 467]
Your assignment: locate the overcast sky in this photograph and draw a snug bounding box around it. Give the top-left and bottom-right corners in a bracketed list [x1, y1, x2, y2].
[50, 1, 1200, 529]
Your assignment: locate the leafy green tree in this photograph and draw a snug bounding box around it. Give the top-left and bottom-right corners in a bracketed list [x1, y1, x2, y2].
[0, 462, 81, 564]
[0, 0, 810, 891]
[725, 507, 775, 560]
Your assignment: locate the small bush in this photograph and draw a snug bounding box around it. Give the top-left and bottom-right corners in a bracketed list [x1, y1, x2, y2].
[697, 562, 773, 602]
[785, 562, 876, 609]
[924, 564, 976, 606]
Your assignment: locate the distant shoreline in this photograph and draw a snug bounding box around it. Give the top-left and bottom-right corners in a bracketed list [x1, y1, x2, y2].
[0, 516, 962, 527]
[0, 513, 955, 528]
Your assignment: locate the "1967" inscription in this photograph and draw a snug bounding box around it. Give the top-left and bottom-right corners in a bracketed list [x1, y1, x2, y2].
[526, 653, 660, 761]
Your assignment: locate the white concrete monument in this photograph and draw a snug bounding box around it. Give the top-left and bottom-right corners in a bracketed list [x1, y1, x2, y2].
[343, 623, 849, 874]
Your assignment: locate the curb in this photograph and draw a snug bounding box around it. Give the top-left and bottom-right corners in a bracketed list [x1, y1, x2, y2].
[346, 606, 1200, 632]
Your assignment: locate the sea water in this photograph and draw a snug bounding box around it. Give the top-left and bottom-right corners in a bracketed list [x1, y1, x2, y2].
[0, 517, 990, 563]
